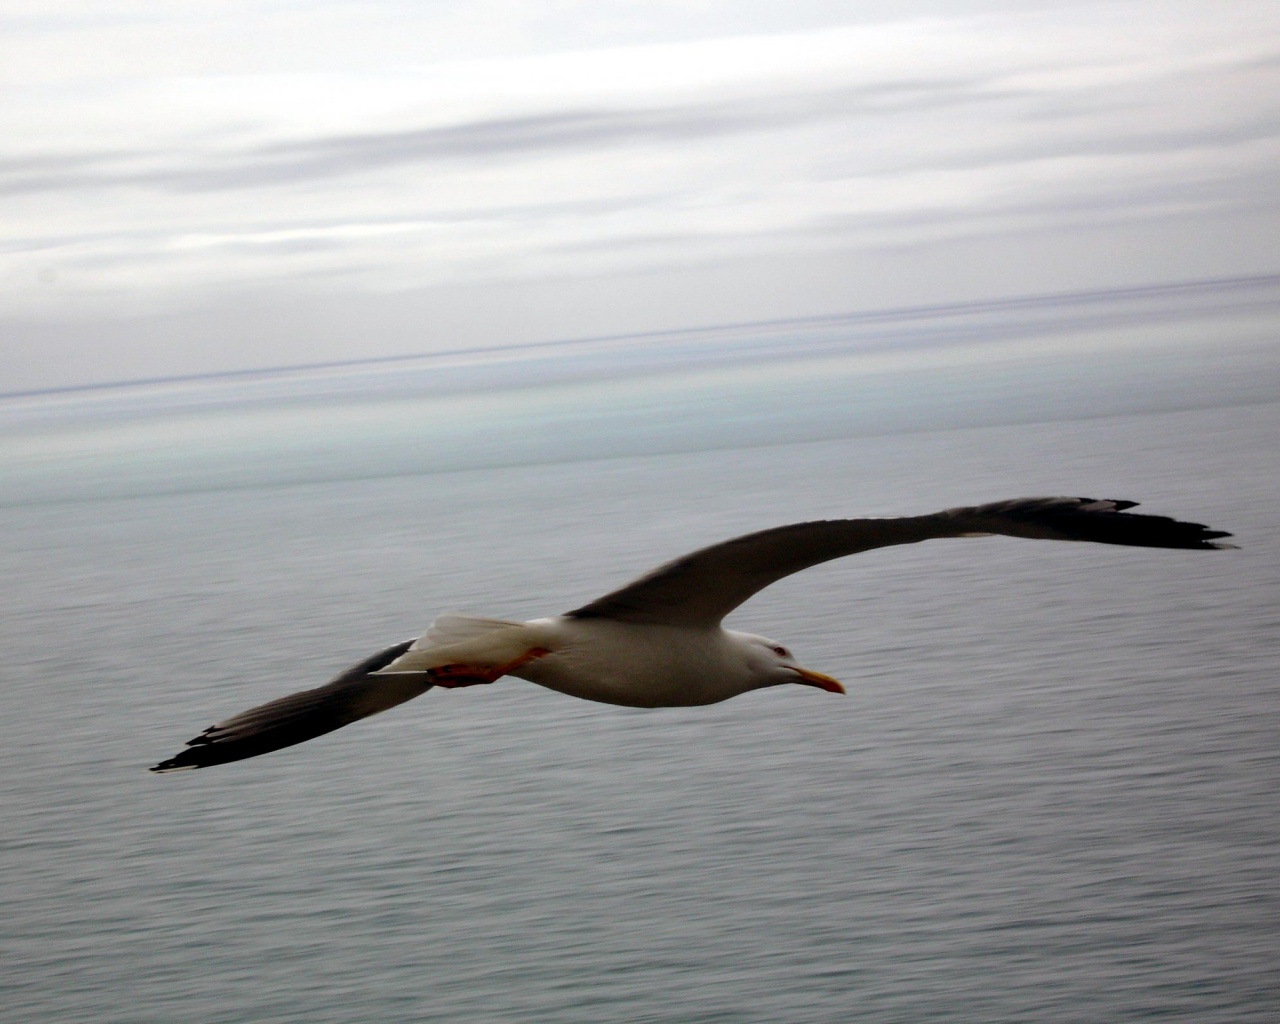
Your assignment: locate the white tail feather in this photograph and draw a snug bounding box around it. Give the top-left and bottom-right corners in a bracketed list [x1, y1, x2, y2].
[376, 614, 536, 674]
[424, 614, 526, 646]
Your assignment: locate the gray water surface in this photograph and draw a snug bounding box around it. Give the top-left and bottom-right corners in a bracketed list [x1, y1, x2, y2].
[2, 403, 1277, 1022]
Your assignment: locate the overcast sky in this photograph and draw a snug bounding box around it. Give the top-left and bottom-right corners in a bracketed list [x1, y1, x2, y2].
[3, 0, 1278, 390]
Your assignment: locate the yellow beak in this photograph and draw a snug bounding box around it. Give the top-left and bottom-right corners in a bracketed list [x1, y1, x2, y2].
[790, 666, 846, 695]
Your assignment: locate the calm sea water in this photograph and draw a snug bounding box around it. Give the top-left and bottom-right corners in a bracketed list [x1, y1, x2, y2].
[3, 289, 1279, 1022]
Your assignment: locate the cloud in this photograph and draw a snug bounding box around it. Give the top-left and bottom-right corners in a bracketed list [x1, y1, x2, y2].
[1, 2, 1278, 389]
[206, 78, 983, 189]
[0, 74, 1004, 197]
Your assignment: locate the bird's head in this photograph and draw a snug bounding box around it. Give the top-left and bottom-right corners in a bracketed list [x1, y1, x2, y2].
[737, 632, 845, 695]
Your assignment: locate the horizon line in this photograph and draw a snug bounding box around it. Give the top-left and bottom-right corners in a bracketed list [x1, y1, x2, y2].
[4, 271, 1278, 403]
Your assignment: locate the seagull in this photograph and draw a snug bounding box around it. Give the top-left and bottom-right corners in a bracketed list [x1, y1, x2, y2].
[152, 496, 1232, 772]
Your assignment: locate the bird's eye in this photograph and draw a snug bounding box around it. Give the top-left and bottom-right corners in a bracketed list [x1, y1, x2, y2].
[771, 645, 789, 658]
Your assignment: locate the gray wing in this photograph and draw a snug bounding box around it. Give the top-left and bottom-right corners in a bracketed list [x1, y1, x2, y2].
[565, 497, 1233, 628]
[151, 639, 428, 772]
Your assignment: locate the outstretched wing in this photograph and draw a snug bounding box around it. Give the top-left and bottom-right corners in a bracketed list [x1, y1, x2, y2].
[564, 497, 1233, 628]
[151, 639, 426, 772]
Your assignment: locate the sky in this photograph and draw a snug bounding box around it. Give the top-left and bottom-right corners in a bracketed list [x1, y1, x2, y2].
[3, 0, 1279, 390]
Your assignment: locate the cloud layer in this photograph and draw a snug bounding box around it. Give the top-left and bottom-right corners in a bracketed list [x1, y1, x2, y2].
[1, 2, 1278, 386]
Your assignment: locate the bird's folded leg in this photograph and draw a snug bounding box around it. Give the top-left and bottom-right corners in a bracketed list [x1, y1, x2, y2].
[429, 647, 550, 688]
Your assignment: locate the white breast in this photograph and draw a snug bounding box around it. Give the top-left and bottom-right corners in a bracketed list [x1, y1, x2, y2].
[512, 617, 758, 708]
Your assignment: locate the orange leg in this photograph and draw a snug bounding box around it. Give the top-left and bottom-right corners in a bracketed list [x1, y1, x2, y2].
[430, 647, 550, 688]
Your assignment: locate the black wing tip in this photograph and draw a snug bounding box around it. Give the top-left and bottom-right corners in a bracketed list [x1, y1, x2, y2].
[1060, 497, 1235, 550]
[1190, 528, 1237, 550]
[150, 732, 222, 771]
[149, 638, 421, 774]
[150, 752, 202, 772]
[951, 496, 1234, 550]
[150, 759, 196, 773]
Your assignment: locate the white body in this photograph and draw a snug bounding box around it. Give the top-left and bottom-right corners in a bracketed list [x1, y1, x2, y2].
[393, 617, 785, 707]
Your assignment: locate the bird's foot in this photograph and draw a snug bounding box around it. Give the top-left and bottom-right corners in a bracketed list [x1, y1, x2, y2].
[429, 664, 495, 688]
[430, 647, 550, 688]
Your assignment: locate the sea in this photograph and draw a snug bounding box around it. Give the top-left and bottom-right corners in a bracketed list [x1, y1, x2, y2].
[2, 278, 1278, 1022]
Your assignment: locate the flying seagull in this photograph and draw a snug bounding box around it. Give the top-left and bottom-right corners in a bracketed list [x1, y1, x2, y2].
[152, 496, 1231, 772]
